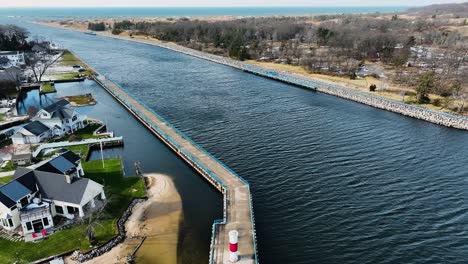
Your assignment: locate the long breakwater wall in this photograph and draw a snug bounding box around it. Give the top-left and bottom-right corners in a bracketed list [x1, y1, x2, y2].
[81, 63, 258, 263]
[101, 34, 468, 131]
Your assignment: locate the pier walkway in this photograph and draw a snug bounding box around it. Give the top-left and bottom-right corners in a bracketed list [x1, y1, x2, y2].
[91, 75, 258, 264]
[32, 136, 123, 158]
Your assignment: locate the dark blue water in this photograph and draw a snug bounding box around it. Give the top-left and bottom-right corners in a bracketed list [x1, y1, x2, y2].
[0, 7, 411, 20]
[9, 20, 468, 264]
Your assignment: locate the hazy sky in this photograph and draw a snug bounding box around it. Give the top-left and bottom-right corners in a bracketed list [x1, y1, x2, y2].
[3, 0, 466, 7]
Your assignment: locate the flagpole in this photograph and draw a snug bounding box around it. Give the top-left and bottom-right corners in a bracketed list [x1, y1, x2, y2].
[100, 141, 104, 169]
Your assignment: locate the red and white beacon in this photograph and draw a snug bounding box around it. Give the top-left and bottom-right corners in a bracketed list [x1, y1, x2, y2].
[229, 230, 239, 262]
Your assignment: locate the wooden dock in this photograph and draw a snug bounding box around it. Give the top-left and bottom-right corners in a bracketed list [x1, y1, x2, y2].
[91, 74, 259, 264]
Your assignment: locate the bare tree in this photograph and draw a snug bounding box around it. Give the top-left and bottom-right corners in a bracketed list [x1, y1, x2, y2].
[25, 51, 60, 83]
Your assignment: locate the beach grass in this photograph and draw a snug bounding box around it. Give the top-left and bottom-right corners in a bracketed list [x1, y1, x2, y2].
[0, 158, 145, 263]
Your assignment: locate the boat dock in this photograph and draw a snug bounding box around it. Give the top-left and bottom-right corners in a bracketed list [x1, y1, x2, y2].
[32, 136, 124, 158]
[90, 74, 259, 264]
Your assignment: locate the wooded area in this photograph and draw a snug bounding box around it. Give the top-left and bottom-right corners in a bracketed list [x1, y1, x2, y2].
[106, 13, 468, 112]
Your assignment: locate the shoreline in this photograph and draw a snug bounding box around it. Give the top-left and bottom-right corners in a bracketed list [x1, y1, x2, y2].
[33, 21, 468, 131]
[76, 173, 182, 264]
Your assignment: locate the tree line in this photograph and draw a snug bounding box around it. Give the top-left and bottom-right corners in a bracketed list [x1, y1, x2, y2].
[105, 15, 468, 112]
[0, 24, 31, 51]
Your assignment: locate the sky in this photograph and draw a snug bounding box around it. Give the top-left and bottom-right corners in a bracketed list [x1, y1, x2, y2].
[1, 0, 466, 7]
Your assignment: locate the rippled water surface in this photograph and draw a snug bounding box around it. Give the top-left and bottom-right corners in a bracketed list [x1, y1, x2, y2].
[10, 20, 468, 264]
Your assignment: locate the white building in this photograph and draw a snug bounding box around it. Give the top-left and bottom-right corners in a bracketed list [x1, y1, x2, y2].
[0, 51, 25, 67]
[33, 99, 86, 137]
[11, 99, 87, 145]
[11, 121, 51, 145]
[0, 151, 105, 240]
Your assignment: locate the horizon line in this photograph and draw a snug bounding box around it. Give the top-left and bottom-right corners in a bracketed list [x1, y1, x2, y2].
[0, 5, 420, 8]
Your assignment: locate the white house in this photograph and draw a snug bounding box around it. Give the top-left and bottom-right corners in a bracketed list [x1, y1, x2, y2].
[0, 151, 105, 240]
[11, 121, 51, 145]
[11, 99, 87, 145]
[0, 51, 25, 67]
[33, 99, 86, 137]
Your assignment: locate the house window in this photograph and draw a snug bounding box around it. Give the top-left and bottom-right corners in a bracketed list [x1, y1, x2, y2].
[26, 222, 32, 231]
[67, 206, 77, 214]
[55, 205, 64, 214]
[20, 197, 28, 207]
[72, 116, 77, 122]
[43, 217, 49, 226]
[10, 205, 17, 211]
[1, 219, 6, 226]
[8, 219, 13, 227]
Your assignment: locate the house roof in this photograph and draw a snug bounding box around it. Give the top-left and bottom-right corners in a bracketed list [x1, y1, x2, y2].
[0, 169, 35, 208]
[13, 168, 96, 205]
[12, 153, 32, 160]
[39, 99, 77, 120]
[0, 180, 30, 201]
[0, 192, 15, 208]
[0, 51, 21, 56]
[14, 168, 38, 192]
[23, 121, 49, 136]
[51, 108, 75, 119]
[60, 150, 81, 164]
[36, 151, 81, 175]
[43, 99, 69, 114]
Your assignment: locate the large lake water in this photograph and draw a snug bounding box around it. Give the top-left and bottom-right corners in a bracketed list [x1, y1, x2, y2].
[0, 6, 410, 20]
[8, 19, 468, 264]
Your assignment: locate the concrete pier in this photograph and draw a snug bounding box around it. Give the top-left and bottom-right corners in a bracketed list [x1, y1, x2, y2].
[90, 74, 258, 264]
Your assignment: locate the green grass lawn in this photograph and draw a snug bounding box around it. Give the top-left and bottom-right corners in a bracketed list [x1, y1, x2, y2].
[49, 123, 107, 143]
[49, 72, 81, 80]
[67, 145, 90, 161]
[40, 82, 56, 93]
[0, 161, 15, 173]
[58, 50, 95, 76]
[0, 175, 13, 184]
[65, 94, 96, 105]
[58, 50, 81, 66]
[0, 158, 145, 263]
[0, 113, 6, 122]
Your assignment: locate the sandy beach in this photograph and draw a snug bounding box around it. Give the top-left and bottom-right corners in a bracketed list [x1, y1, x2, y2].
[69, 173, 182, 264]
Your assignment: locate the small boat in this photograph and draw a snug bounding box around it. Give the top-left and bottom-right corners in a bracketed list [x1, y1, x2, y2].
[84, 31, 96, 36]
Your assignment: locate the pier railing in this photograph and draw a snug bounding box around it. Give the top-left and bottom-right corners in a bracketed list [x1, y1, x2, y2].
[90, 73, 258, 264]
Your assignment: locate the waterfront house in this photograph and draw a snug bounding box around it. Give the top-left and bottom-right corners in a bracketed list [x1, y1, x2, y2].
[33, 99, 86, 137]
[11, 121, 51, 145]
[0, 51, 25, 67]
[11, 153, 32, 166]
[0, 151, 105, 240]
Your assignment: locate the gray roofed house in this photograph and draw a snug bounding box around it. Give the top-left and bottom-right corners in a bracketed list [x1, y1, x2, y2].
[0, 153, 105, 240]
[33, 99, 86, 138]
[13, 168, 93, 205]
[11, 120, 52, 145]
